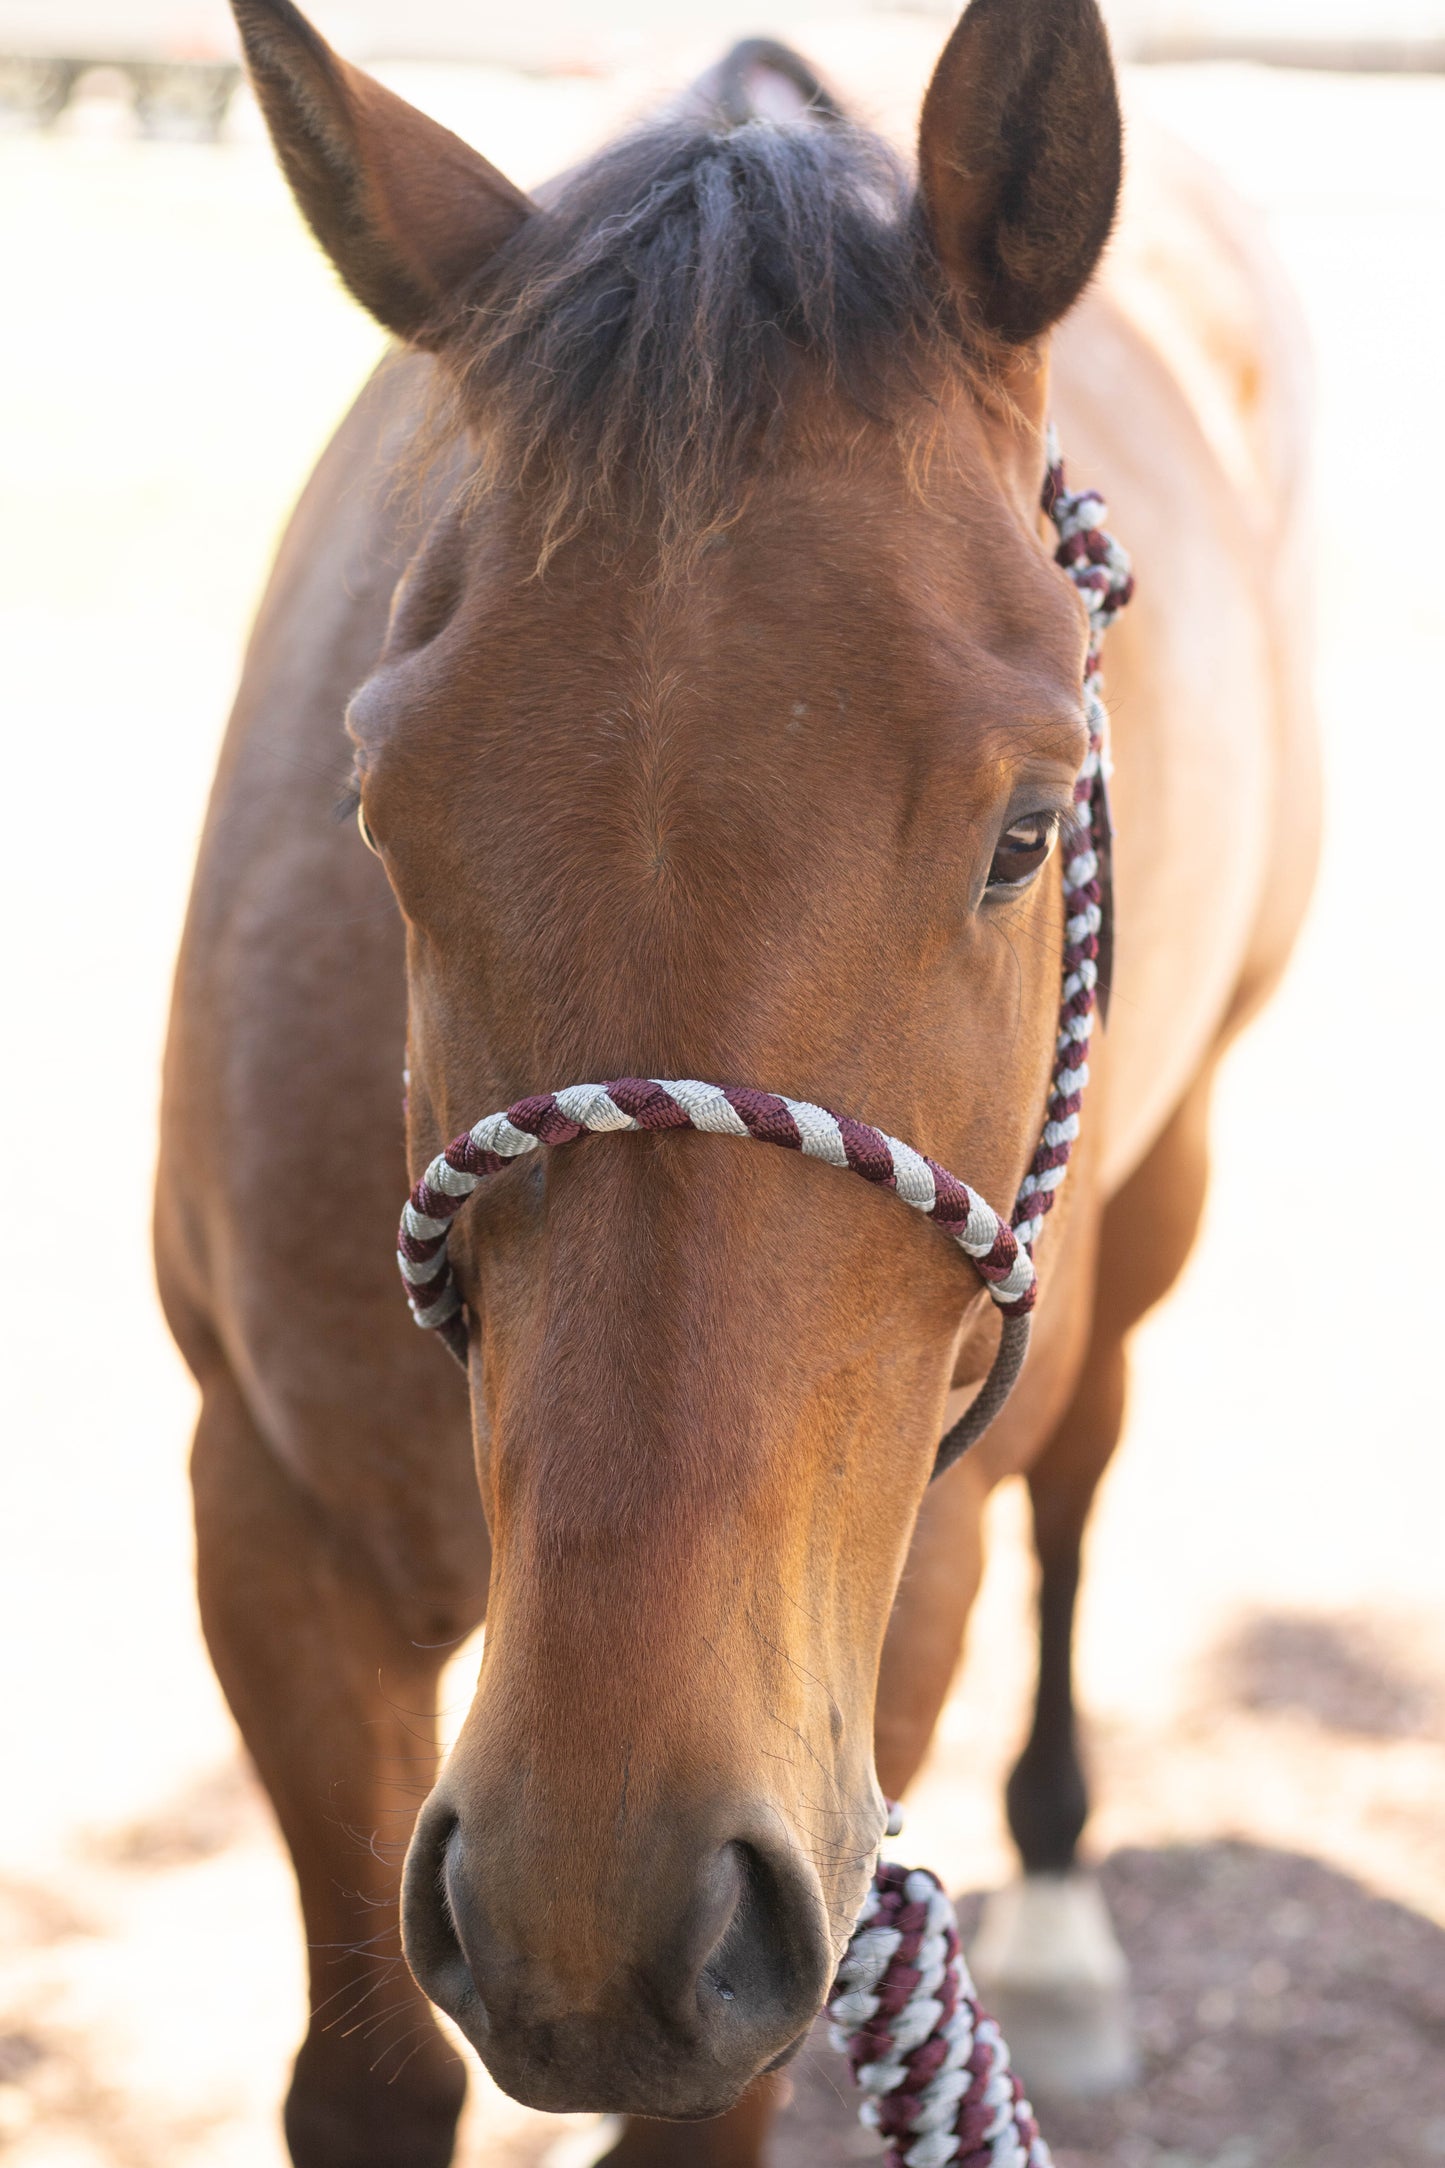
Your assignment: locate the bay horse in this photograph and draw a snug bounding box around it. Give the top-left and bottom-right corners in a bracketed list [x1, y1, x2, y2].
[155, 1, 1318, 2161]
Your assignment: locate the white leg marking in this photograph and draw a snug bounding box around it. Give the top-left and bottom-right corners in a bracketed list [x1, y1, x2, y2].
[970, 1873, 1136, 2098]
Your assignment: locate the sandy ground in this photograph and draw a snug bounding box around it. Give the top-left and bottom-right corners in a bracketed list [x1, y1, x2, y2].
[1, 28, 1443, 2168]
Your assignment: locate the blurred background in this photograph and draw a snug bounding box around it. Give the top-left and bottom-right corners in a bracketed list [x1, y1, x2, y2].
[1, 2, 1443, 2164]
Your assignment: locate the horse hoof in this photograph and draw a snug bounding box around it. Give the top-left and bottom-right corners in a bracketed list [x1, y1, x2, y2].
[540, 2119, 623, 2167]
[969, 1871, 1137, 2097]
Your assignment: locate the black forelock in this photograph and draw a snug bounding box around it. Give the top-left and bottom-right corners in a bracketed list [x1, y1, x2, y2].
[435, 112, 987, 568]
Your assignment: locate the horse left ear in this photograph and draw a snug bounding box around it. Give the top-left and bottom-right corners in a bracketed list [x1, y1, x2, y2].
[918, 0, 1122, 348]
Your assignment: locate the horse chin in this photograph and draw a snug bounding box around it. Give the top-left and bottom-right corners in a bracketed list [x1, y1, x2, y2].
[466, 2024, 784, 2123]
[758, 2026, 812, 2075]
[417, 1948, 827, 2121]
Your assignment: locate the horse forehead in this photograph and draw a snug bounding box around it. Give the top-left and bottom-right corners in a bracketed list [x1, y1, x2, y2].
[422, 613, 1066, 884]
[388, 505, 1081, 1072]
[430, 500, 1081, 778]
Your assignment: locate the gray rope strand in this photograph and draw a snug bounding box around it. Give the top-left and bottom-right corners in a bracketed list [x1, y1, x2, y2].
[931, 1309, 1032, 1478]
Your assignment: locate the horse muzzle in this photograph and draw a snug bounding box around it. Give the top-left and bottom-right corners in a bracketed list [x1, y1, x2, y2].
[401, 1784, 836, 2118]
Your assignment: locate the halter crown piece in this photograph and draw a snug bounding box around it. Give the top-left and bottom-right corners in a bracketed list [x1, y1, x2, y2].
[395, 439, 1131, 2165]
[396, 429, 1133, 1475]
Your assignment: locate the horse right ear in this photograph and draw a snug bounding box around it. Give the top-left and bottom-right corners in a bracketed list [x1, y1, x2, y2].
[918, 0, 1121, 348]
[230, 0, 535, 347]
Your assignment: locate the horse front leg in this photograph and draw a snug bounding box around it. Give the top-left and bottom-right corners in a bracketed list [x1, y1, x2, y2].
[973, 1062, 1221, 2096]
[968, 1330, 1136, 2095]
[190, 1361, 484, 2168]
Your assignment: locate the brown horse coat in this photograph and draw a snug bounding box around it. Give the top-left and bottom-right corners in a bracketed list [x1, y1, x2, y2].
[156, 2, 1317, 2159]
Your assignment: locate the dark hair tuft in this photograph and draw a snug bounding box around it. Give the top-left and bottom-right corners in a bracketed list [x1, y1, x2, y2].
[434, 114, 989, 567]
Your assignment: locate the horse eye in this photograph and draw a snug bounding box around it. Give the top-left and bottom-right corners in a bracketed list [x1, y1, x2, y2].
[986, 812, 1058, 893]
[357, 803, 380, 855]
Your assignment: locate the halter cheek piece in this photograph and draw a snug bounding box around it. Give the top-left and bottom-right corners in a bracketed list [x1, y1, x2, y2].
[397, 433, 1133, 1472]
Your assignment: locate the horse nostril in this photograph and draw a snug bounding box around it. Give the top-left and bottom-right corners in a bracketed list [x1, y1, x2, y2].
[440, 1818, 466, 1935]
[696, 1840, 829, 2041]
[402, 1801, 481, 2026]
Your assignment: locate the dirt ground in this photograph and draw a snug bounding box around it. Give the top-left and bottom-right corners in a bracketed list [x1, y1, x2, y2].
[1, 22, 1443, 2168]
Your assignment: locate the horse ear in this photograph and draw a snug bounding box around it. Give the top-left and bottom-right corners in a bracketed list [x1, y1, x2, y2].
[231, 0, 534, 346]
[918, 0, 1121, 347]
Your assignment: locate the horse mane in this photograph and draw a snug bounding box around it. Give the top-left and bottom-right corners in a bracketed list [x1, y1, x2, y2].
[433, 112, 999, 570]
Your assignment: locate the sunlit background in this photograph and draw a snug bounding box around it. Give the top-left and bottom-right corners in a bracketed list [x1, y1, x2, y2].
[2, 1, 1443, 2163]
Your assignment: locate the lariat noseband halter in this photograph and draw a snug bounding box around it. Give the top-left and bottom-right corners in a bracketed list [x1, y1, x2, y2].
[397, 431, 1133, 1477]
[395, 438, 1131, 2166]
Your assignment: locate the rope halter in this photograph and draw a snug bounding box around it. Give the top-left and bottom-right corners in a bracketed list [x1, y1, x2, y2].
[396, 432, 1133, 1472]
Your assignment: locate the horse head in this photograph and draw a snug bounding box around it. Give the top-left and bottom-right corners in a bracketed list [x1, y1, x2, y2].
[231, 0, 1122, 2119]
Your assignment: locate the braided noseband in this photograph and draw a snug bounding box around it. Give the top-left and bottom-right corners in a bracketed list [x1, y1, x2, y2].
[400, 1076, 1036, 1474]
[397, 432, 1132, 1476]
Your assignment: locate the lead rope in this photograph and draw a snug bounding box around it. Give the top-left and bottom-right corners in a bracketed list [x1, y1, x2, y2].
[828, 1839, 1050, 2168]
